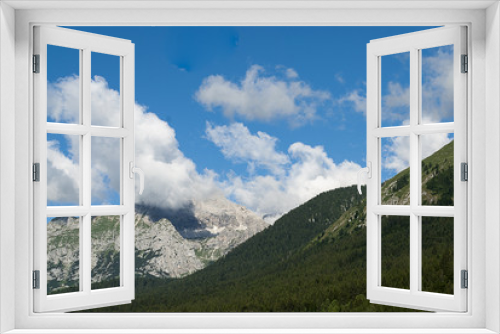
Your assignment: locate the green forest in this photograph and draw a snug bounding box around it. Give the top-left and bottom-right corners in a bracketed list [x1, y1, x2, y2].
[78, 141, 455, 313]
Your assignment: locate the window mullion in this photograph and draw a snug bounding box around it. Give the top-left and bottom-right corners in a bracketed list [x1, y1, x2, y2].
[409, 47, 420, 294]
[82, 48, 92, 294]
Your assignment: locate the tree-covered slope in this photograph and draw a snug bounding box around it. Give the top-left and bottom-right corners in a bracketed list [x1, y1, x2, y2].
[84, 141, 455, 312]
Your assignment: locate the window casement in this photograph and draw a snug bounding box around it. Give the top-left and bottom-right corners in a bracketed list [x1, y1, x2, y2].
[33, 26, 139, 312]
[365, 26, 467, 312]
[6, 5, 490, 332]
[30, 24, 468, 315]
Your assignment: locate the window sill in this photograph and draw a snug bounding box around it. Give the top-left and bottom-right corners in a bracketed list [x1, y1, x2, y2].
[4, 329, 498, 334]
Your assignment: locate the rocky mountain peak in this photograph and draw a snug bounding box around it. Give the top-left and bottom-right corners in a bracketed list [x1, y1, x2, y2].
[47, 196, 268, 293]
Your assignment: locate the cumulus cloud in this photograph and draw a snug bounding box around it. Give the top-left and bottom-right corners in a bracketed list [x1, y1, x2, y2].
[134, 105, 221, 209]
[335, 73, 345, 84]
[46, 139, 80, 205]
[209, 123, 362, 217]
[205, 122, 289, 175]
[382, 136, 410, 173]
[195, 65, 330, 126]
[336, 89, 366, 114]
[382, 82, 410, 122]
[383, 133, 452, 175]
[47, 75, 80, 123]
[285, 68, 299, 79]
[47, 75, 220, 209]
[421, 46, 454, 123]
[380, 46, 454, 175]
[47, 75, 362, 219]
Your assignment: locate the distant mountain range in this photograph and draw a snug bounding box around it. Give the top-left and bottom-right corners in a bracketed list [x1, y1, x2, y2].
[47, 196, 268, 293]
[80, 141, 454, 312]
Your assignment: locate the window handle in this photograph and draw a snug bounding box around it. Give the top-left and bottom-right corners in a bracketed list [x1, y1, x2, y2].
[129, 161, 144, 195]
[357, 162, 372, 195]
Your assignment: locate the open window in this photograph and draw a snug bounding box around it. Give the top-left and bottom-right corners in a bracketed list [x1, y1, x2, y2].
[365, 26, 467, 312]
[33, 26, 139, 312]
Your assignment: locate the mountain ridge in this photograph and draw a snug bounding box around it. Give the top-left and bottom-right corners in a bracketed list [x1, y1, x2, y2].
[47, 195, 268, 293]
[83, 140, 455, 312]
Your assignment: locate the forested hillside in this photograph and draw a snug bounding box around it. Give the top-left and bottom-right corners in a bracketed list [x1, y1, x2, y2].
[83, 141, 454, 312]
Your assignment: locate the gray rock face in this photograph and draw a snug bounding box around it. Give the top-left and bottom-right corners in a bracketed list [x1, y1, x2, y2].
[47, 217, 80, 292]
[134, 215, 204, 278]
[191, 197, 269, 264]
[46, 197, 268, 293]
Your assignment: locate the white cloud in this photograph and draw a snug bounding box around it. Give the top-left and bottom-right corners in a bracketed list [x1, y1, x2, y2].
[46, 139, 80, 205]
[380, 47, 454, 174]
[48, 76, 362, 219]
[134, 104, 221, 209]
[47, 75, 80, 123]
[211, 123, 362, 218]
[336, 89, 366, 114]
[90, 76, 121, 127]
[383, 82, 410, 110]
[205, 122, 289, 175]
[378, 47, 453, 125]
[382, 136, 410, 173]
[382, 133, 452, 174]
[421, 134, 452, 159]
[47, 75, 221, 210]
[285, 68, 299, 79]
[195, 65, 330, 126]
[421, 47, 454, 122]
[335, 73, 345, 84]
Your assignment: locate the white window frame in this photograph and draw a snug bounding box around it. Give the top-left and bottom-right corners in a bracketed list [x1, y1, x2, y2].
[33, 26, 136, 312]
[366, 26, 468, 312]
[1, 1, 499, 333]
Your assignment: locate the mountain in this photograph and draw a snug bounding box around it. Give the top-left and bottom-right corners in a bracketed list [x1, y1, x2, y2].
[83, 141, 454, 312]
[47, 196, 268, 294]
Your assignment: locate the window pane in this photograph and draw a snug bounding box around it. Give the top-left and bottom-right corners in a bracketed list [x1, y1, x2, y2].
[381, 137, 410, 205]
[421, 45, 454, 124]
[381, 215, 410, 290]
[91, 137, 121, 205]
[421, 217, 453, 294]
[91, 52, 121, 127]
[47, 45, 80, 124]
[421, 134, 454, 206]
[381, 52, 410, 127]
[91, 215, 121, 290]
[47, 216, 80, 295]
[47, 134, 80, 206]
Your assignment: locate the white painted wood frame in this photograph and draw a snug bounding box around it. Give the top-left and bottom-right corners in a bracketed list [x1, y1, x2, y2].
[32, 26, 135, 313]
[366, 26, 467, 312]
[2, 2, 494, 333]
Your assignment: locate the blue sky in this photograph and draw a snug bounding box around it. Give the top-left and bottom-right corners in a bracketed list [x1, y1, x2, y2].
[46, 26, 454, 217]
[66, 27, 428, 169]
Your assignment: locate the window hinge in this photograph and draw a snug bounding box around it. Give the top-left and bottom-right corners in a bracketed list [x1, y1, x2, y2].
[461, 270, 468, 289]
[33, 270, 40, 289]
[461, 54, 468, 73]
[33, 54, 40, 73]
[33, 163, 40, 182]
[461, 162, 468, 181]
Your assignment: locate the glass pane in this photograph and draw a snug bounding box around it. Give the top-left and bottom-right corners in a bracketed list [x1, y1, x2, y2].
[421, 217, 454, 294]
[47, 45, 80, 124]
[47, 216, 80, 295]
[421, 45, 454, 124]
[91, 215, 121, 289]
[47, 134, 80, 206]
[91, 52, 121, 127]
[421, 134, 454, 206]
[381, 215, 410, 290]
[381, 137, 410, 205]
[381, 52, 410, 127]
[91, 137, 121, 205]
